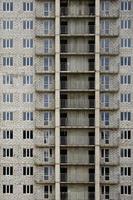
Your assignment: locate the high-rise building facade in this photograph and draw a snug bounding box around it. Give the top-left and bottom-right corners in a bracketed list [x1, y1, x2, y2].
[0, 0, 133, 200]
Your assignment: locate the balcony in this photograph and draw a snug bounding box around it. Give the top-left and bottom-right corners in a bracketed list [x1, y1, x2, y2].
[100, 100, 119, 110]
[60, 99, 95, 109]
[60, 135, 95, 147]
[100, 174, 119, 184]
[35, 173, 55, 184]
[100, 137, 119, 148]
[100, 118, 119, 129]
[34, 136, 54, 147]
[100, 82, 119, 92]
[35, 8, 55, 19]
[60, 155, 94, 165]
[61, 192, 68, 200]
[100, 9, 119, 18]
[60, 173, 95, 183]
[60, 25, 95, 35]
[100, 192, 120, 200]
[60, 44, 95, 54]
[35, 100, 55, 110]
[60, 118, 95, 127]
[100, 27, 119, 37]
[100, 46, 119, 55]
[100, 156, 119, 166]
[34, 155, 54, 166]
[60, 63, 95, 73]
[100, 64, 119, 74]
[60, 7, 95, 17]
[35, 82, 54, 92]
[60, 81, 95, 91]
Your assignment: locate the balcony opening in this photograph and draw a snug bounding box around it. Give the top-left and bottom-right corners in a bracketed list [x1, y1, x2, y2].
[88, 58, 95, 71]
[88, 114, 95, 126]
[61, 186, 68, 200]
[88, 3, 95, 15]
[88, 186, 95, 200]
[60, 0, 68, 16]
[60, 149, 67, 163]
[88, 150, 95, 164]
[60, 131, 67, 145]
[61, 57, 68, 71]
[88, 40, 95, 53]
[60, 94, 68, 108]
[61, 40, 68, 53]
[88, 132, 95, 145]
[88, 95, 95, 108]
[89, 168, 95, 182]
[61, 21, 68, 34]
[88, 21, 95, 34]
[60, 167, 67, 182]
[61, 76, 67, 89]
[88, 76, 95, 89]
[60, 112, 67, 126]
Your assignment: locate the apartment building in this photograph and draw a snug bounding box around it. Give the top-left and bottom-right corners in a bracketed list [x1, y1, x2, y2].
[0, 0, 133, 200]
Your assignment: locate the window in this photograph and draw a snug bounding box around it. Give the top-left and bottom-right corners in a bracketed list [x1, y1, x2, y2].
[121, 130, 131, 139]
[100, 56, 109, 70]
[44, 185, 52, 199]
[44, 94, 52, 107]
[101, 112, 109, 125]
[101, 167, 110, 180]
[3, 130, 13, 139]
[101, 20, 109, 34]
[121, 185, 131, 195]
[23, 130, 33, 139]
[120, 57, 131, 66]
[23, 112, 33, 121]
[121, 20, 131, 29]
[101, 75, 109, 89]
[121, 38, 131, 48]
[23, 93, 33, 102]
[121, 1, 131, 11]
[120, 75, 131, 84]
[23, 185, 33, 194]
[23, 167, 33, 175]
[23, 75, 33, 85]
[101, 131, 110, 144]
[44, 166, 52, 180]
[3, 39, 13, 48]
[44, 112, 52, 125]
[3, 57, 13, 66]
[121, 148, 131, 157]
[121, 167, 131, 176]
[101, 1, 110, 14]
[44, 75, 52, 89]
[120, 112, 131, 121]
[44, 39, 53, 53]
[3, 166, 13, 175]
[3, 185, 13, 194]
[23, 2, 33, 11]
[44, 20, 53, 34]
[101, 186, 110, 199]
[23, 148, 33, 157]
[101, 149, 109, 162]
[23, 39, 33, 48]
[120, 93, 131, 102]
[3, 93, 13, 102]
[44, 148, 52, 162]
[44, 57, 53, 71]
[3, 148, 13, 157]
[23, 20, 33, 29]
[23, 57, 33, 66]
[3, 20, 13, 30]
[3, 112, 13, 121]
[44, 2, 53, 16]
[3, 2, 13, 11]
[44, 130, 52, 144]
[100, 38, 109, 52]
[101, 93, 109, 107]
[3, 75, 13, 84]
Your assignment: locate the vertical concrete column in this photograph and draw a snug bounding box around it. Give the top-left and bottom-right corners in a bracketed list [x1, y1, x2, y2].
[95, 0, 100, 200]
[55, 0, 60, 200]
